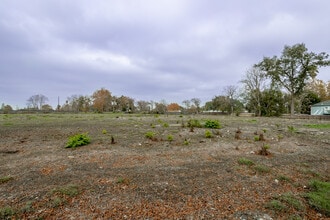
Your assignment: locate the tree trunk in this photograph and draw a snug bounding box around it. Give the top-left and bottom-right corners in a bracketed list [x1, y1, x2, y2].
[290, 94, 295, 115]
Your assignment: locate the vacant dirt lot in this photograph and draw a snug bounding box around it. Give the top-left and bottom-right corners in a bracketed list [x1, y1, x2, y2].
[0, 113, 329, 219]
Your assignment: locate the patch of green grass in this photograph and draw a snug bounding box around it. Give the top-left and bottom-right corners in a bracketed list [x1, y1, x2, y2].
[51, 184, 79, 197]
[163, 122, 169, 128]
[21, 201, 34, 213]
[3, 122, 13, 126]
[102, 129, 107, 134]
[287, 125, 297, 133]
[66, 133, 91, 148]
[304, 123, 330, 129]
[0, 206, 15, 219]
[254, 165, 271, 174]
[254, 136, 260, 141]
[304, 180, 330, 216]
[265, 200, 287, 212]
[0, 176, 13, 184]
[238, 157, 254, 166]
[277, 175, 292, 183]
[277, 192, 305, 211]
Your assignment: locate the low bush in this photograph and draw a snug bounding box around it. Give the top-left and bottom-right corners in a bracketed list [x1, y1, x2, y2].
[187, 119, 202, 128]
[66, 133, 91, 148]
[205, 130, 212, 138]
[204, 119, 221, 129]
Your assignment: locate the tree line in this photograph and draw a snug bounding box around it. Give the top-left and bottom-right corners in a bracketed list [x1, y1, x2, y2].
[1, 43, 330, 115]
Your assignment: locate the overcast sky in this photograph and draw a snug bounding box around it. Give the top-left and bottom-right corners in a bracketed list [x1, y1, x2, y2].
[1, 0, 330, 108]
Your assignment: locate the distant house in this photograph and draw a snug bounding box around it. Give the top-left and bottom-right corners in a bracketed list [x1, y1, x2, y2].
[311, 100, 330, 115]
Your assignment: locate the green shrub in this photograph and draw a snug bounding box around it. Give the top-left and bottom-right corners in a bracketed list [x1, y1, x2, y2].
[167, 135, 174, 142]
[204, 119, 221, 129]
[305, 180, 330, 216]
[187, 119, 202, 128]
[145, 131, 156, 139]
[205, 130, 212, 138]
[102, 129, 107, 134]
[163, 123, 169, 128]
[66, 133, 91, 148]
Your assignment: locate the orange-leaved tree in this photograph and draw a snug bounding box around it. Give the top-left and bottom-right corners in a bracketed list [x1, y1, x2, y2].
[92, 88, 112, 113]
[167, 103, 181, 112]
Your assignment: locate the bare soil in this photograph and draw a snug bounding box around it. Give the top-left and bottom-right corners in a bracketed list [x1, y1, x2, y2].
[0, 114, 329, 219]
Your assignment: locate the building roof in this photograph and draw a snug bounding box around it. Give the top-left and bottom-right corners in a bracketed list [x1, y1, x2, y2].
[312, 100, 330, 107]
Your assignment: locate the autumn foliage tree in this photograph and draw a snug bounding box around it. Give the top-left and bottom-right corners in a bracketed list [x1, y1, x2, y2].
[92, 88, 112, 113]
[167, 103, 181, 112]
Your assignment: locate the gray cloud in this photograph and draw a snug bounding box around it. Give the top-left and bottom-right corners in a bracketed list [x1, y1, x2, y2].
[1, 0, 329, 108]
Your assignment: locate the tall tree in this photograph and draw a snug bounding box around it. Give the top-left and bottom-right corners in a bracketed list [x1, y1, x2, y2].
[92, 88, 112, 113]
[27, 94, 48, 109]
[223, 85, 238, 114]
[241, 66, 267, 116]
[258, 43, 330, 115]
[167, 103, 181, 112]
[306, 78, 327, 101]
[191, 98, 201, 113]
[136, 100, 150, 113]
[260, 89, 285, 117]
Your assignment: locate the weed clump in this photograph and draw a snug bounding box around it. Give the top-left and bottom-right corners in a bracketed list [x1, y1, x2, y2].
[66, 133, 91, 148]
[258, 144, 271, 156]
[145, 131, 157, 141]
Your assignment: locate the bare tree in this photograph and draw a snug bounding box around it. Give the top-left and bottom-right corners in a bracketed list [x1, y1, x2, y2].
[191, 98, 201, 113]
[240, 66, 267, 116]
[27, 94, 48, 109]
[223, 85, 238, 114]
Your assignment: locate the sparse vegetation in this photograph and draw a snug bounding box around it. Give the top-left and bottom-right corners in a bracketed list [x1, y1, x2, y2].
[51, 184, 79, 197]
[1, 113, 329, 219]
[66, 133, 91, 148]
[0, 206, 15, 219]
[304, 180, 330, 216]
[0, 176, 13, 184]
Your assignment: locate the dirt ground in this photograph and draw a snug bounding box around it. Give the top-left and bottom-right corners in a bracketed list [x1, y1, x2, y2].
[0, 113, 329, 219]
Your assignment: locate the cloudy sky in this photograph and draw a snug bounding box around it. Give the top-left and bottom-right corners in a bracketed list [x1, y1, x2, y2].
[1, 0, 330, 108]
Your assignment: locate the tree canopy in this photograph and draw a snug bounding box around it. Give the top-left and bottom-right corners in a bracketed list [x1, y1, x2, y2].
[258, 43, 330, 115]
